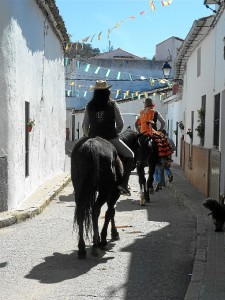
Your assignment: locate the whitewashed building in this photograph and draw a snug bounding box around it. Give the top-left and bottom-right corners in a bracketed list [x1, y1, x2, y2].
[0, 0, 69, 211]
[166, 1, 225, 199]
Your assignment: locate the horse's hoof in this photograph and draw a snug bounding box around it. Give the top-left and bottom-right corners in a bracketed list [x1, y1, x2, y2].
[91, 246, 99, 256]
[140, 195, 145, 206]
[98, 241, 108, 250]
[111, 233, 120, 241]
[149, 188, 154, 195]
[78, 250, 87, 259]
[145, 197, 150, 203]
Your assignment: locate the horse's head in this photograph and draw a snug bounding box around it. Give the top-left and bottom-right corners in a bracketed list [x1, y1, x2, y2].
[120, 130, 145, 169]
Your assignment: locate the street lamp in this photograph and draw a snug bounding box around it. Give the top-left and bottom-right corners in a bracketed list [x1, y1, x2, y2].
[162, 61, 172, 79]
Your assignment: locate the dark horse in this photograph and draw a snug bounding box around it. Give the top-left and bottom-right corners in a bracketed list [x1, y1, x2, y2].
[136, 135, 159, 205]
[136, 132, 173, 204]
[71, 129, 140, 259]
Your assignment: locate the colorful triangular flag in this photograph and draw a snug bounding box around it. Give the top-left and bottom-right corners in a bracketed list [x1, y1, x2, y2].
[149, 1, 155, 11]
[90, 34, 96, 42]
[161, 0, 172, 6]
[82, 36, 90, 43]
[98, 31, 102, 41]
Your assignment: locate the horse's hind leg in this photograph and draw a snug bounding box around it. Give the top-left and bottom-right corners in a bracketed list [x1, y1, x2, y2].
[137, 162, 148, 204]
[92, 194, 105, 256]
[77, 211, 86, 259]
[111, 216, 119, 241]
[100, 205, 114, 249]
[147, 159, 157, 196]
[100, 189, 120, 248]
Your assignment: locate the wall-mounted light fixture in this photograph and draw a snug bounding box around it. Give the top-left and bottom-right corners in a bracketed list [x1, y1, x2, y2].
[162, 61, 172, 79]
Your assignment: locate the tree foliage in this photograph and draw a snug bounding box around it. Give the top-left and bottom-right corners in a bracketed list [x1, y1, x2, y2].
[195, 107, 205, 146]
[66, 42, 101, 59]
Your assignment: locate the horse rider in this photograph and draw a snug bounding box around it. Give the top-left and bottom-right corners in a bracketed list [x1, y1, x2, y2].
[135, 97, 166, 193]
[135, 97, 166, 158]
[82, 80, 134, 196]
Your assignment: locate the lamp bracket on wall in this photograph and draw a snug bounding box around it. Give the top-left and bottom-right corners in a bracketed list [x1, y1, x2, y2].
[205, 4, 217, 13]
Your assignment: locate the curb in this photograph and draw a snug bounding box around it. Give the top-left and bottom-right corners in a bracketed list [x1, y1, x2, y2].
[167, 182, 207, 300]
[0, 174, 71, 229]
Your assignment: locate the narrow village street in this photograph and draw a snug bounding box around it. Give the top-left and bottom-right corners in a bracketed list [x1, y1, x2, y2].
[1, 2, 225, 300]
[0, 168, 196, 300]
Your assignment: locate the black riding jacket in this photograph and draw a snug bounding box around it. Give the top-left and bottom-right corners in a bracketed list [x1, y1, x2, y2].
[86, 101, 118, 140]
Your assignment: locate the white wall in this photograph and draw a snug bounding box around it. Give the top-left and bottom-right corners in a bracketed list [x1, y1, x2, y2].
[166, 99, 184, 164]
[214, 10, 225, 194]
[155, 36, 183, 69]
[167, 8, 225, 194]
[0, 1, 66, 209]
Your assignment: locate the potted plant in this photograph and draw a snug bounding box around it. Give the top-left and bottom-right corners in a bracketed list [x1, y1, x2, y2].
[195, 108, 205, 146]
[178, 121, 184, 130]
[26, 119, 35, 132]
[186, 128, 193, 139]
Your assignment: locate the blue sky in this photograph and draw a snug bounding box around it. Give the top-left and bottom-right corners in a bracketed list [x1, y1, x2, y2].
[55, 0, 212, 59]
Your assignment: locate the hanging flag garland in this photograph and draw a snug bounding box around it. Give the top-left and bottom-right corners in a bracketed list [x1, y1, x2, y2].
[71, 1, 172, 50]
[65, 59, 171, 99]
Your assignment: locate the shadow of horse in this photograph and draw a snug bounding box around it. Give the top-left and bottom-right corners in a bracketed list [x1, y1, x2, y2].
[25, 250, 115, 284]
[71, 130, 141, 259]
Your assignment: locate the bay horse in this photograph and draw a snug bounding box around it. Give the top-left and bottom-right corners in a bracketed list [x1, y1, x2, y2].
[71, 130, 140, 259]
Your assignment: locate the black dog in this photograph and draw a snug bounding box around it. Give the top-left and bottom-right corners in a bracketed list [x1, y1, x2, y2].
[203, 198, 225, 232]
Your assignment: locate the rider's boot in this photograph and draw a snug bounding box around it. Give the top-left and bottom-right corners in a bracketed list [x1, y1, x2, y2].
[117, 157, 133, 196]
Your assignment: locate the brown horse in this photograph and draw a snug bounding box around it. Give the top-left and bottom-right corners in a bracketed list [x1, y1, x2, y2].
[71, 130, 141, 259]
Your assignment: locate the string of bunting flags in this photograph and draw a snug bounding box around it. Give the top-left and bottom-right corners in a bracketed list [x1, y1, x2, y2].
[65, 60, 172, 99]
[65, 0, 172, 51]
[66, 86, 170, 101]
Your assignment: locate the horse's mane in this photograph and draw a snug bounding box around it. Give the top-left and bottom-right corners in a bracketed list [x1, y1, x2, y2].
[119, 129, 138, 147]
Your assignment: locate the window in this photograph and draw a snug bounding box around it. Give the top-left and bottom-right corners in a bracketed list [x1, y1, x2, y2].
[197, 48, 201, 77]
[25, 101, 30, 177]
[213, 94, 220, 148]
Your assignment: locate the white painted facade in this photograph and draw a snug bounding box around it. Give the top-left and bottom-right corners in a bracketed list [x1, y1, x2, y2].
[0, 1, 67, 210]
[166, 4, 225, 192]
[155, 36, 183, 68]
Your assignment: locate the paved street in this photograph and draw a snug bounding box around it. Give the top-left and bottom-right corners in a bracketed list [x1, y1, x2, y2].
[0, 170, 196, 300]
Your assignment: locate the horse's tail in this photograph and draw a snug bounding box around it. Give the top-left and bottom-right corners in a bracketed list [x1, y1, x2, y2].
[73, 139, 99, 238]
